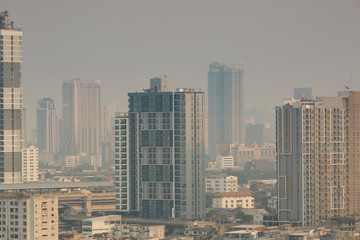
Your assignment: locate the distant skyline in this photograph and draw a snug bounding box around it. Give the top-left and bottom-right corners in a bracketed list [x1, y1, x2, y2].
[2, 0, 360, 134]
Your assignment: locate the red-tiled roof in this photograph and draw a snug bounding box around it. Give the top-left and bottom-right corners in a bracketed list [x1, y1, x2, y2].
[214, 190, 253, 197]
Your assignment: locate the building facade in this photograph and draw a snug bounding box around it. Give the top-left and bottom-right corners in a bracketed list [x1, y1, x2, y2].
[114, 78, 206, 220]
[212, 190, 254, 209]
[62, 79, 101, 155]
[0, 11, 23, 183]
[0, 193, 58, 240]
[113, 112, 130, 212]
[22, 146, 39, 182]
[208, 62, 244, 157]
[276, 92, 360, 227]
[237, 143, 276, 167]
[219, 155, 235, 169]
[36, 98, 59, 153]
[206, 175, 238, 193]
[113, 224, 165, 239]
[65, 153, 102, 168]
[82, 215, 121, 238]
[100, 102, 116, 143]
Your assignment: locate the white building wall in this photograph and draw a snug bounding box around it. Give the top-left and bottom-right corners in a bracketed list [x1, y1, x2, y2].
[22, 146, 39, 182]
[206, 175, 226, 193]
[221, 156, 234, 169]
[212, 195, 254, 209]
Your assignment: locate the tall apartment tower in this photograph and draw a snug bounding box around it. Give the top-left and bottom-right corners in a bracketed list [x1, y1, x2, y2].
[0, 11, 23, 183]
[62, 79, 101, 155]
[36, 98, 59, 153]
[208, 62, 244, 157]
[114, 77, 206, 220]
[276, 91, 360, 227]
[100, 102, 117, 143]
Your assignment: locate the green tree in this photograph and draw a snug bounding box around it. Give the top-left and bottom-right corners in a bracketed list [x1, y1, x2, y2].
[235, 211, 252, 223]
[205, 192, 214, 208]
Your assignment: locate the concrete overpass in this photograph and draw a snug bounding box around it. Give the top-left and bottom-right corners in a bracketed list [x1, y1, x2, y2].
[53, 190, 115, 216]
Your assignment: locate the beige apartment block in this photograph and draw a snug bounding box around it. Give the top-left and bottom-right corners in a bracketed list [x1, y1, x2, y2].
[226, 176, 238, 192]
[0, 193, 58, 240]
[277, 92, 360, 227]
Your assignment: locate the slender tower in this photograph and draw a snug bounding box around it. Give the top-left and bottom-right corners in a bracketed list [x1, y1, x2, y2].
[208, 62, 244, 157]
[0, 11, 23, 183]
[36, 98, 59, 153]
[62, 79, 101, 155]
[114, 77, 206, 220]
[276, 92, 360, 227]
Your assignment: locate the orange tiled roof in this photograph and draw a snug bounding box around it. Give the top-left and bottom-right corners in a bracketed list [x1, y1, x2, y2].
[214, 190, 253, 197]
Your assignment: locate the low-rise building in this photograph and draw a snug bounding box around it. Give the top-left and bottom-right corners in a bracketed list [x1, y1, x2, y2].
[82, 215, 121, 238]
[219, 155, 235, 169]
[113, 224, 165, 239]
[206, 175, 238, 193]
[223, 230, 261, 240]
[237, 143, 275, 167]
[225, 225, 265, 240]
[249, 179, 276, 192]
[184, 221, 219, 239]
[65, 154, 102, 168]
[212, 190, 254, 209]
[244, 159, 275, 171]
[0, 193, 58, 240]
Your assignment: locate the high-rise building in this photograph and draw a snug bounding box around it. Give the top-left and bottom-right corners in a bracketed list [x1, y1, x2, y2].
[208, 62, 244, 157]
[276, 91, 360, 227]
[22, 146, 39, 182]
[0, 11, 23, 183]
[62, 79, 101, 155]
[36, 98, 59, 153]
[100, 102, 116, 168]
[100, 104, 109, 143]
[114, 77, 206, 220]
[293, 87, 312, 100]
[0, 193, 58, 240]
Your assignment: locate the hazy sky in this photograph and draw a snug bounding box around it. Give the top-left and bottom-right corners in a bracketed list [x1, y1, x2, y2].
[2, 0, 360, 133]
